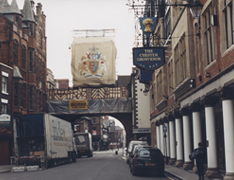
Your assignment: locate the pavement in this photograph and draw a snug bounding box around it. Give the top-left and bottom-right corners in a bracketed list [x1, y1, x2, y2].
[0, 157, 224, 180]
[165, 164, 210, 180]
[0, 164, 14, 173]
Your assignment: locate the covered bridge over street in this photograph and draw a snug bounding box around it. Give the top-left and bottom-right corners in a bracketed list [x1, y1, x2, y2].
[46, 76, 133, 145]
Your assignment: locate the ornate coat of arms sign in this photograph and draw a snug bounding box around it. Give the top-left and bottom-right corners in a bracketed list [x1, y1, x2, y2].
[71, 37, 117, 86]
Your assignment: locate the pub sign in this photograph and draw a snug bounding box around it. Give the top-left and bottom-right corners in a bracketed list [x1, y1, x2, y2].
[0, 114, 11, 127]
[133, 47, 165, 71]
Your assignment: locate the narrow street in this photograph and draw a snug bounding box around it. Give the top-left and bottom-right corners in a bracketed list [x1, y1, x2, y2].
[0, 150, 179, 180]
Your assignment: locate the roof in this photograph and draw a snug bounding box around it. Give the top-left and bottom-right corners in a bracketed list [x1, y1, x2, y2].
[13, 66, 23, 79]
[0, 0, 10, 14]
[7, 0, 21, 15]
[21, 0, 35, 22]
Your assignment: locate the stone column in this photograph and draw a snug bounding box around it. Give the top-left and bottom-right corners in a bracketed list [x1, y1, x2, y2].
[156, 121, 161, 149]
[191, 102, 203, 172]
[164, 119, 170, 164]
[222, 92, 234, 180]
[182, 107, 193, 170]
[169, 116, 176, 165]
[175, 111, 183, 167]
[160, 121, 165, 156]
[204, 97, 221, 178]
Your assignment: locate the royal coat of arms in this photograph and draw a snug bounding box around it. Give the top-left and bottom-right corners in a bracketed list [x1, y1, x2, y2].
[78, 46, 107, 78]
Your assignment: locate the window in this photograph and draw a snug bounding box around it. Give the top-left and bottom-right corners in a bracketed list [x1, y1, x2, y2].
[139, 149, 150, 158]
[2, 76, 7, 93]
[14, 83, 19, 106]
[156, 70, 163, 102]
[180, 35, 187, 80]
[40, 31, 43, 49]
[13, 40, 18, 65]
[29, 86, 34, 109]
[168, 60, 174, 94]
[92, 127, 97, 136]
[21, 83, 26, 108]
[164, 9, 171, 39]
[202, 5, 215, 66]
[1, 103, 7, 113]
[29, 51, 34, 71]
[21, 46, 26, 69]
[93, 118, 96, 124]
[29, 23, 34, 37]
[15, 16, 21, 27]
[174, 35, 187, 86]
[224, 0, 234, 48]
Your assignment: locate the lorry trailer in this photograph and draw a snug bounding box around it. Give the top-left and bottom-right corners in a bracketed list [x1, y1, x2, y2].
[13, 113, 77, 169]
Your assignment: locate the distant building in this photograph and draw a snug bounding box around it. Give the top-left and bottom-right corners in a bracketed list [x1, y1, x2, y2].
[47, 68, 58, 89]
[57, 79, 69, 89]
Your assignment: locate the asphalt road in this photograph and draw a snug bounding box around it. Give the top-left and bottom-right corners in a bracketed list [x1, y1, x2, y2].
[0, 150, 179, 180]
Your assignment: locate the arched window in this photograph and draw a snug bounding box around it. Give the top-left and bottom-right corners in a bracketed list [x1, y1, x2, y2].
[21, 45, 26, 69]
[13, 40, 18, 65]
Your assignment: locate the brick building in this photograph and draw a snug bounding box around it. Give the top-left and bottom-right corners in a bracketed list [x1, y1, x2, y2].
[57, 79, 69, 89]
[0, 0, 46, 165]
[148, 1, 234, 180]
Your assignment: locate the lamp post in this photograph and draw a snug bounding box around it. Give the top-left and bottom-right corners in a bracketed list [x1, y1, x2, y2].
[189, 0, 203, 19]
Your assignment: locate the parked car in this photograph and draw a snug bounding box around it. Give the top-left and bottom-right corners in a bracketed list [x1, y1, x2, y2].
[126, 140, 148, 164]
[130, 148, 164, 177]
[128, 145, 152, 168]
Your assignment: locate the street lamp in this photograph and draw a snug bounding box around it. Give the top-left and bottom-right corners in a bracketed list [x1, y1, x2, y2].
[189, 0, 203, 19]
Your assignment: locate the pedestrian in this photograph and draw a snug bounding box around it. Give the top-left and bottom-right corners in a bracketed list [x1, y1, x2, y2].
[190, 142, 205, 180]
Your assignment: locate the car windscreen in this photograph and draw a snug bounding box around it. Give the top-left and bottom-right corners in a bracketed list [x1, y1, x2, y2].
[139, 149, 150, 158]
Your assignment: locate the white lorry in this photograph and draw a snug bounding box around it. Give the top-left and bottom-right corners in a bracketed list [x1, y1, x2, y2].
[13, 113, 77, 169]
[74, 132, 93, 158]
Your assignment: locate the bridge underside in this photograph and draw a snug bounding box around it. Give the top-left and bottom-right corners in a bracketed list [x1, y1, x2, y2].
[46, 98, 133, 145]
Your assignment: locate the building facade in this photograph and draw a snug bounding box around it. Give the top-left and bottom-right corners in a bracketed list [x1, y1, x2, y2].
[0, 0, 46, 165]
[47, 68, 58, 89]
[150, 0, 234, 180]
[131, 68, 151, 144]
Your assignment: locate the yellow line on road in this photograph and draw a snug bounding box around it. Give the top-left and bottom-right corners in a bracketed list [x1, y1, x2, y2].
[165, 174, 175, 180]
